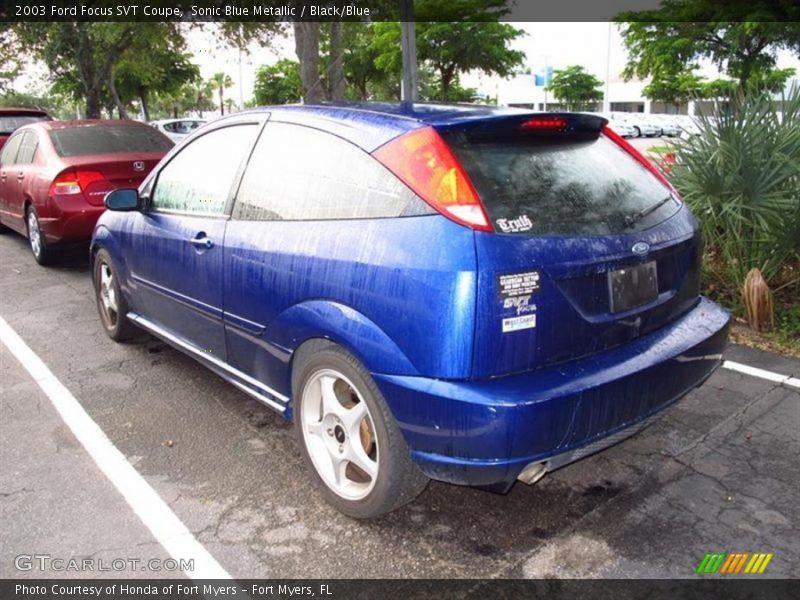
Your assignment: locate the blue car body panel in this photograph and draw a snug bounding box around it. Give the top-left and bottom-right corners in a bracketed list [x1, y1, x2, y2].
[92, 102, 730, 491]
[222, 214, 477, 399]
[374, 296, 728, 487]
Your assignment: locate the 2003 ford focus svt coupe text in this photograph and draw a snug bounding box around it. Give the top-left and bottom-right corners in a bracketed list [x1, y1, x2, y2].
[91, 104, 730, 518]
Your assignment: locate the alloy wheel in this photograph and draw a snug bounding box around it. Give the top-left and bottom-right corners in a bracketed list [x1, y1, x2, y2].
[300, 369, 379, 501]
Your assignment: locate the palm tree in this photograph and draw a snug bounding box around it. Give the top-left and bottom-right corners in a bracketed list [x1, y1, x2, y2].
[210, 72, 233, 116]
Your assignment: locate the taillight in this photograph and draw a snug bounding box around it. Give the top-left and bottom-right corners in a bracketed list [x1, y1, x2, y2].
[373, 126, 492, 231]
[602, 125, 678, 196]
[521, 117, 568, 130]
[50, 169, 106, 196]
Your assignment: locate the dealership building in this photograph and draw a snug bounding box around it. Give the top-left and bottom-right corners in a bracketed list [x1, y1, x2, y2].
[472, 72, 800, 116]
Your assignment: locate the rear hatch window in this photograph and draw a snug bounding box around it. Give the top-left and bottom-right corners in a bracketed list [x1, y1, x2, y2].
[441, 128, 679, 235]
[50, 126, 173, 157]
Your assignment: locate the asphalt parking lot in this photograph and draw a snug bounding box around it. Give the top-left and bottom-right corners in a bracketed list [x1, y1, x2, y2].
[1, 232, 798, 579]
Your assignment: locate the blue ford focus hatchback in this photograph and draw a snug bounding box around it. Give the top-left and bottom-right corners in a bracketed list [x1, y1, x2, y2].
[92, 104, 729, 518]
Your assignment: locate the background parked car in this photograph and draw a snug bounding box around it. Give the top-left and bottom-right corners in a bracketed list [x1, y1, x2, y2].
[150, 118, 207, 143]
[0, 107, 52, 150]
[92, 104, 729, 518]
[650, 115, 682, 137]
[0, 119, 172, 265]
[618, 113, 661, 137]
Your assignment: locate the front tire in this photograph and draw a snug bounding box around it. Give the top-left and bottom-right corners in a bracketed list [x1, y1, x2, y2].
[93, 249, 136, 342]
[293, 344, 428, 518]
[26, 207, 55, 265]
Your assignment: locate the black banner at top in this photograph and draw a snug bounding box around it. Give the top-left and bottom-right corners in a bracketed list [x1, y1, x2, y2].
[2, 0, 786, 23]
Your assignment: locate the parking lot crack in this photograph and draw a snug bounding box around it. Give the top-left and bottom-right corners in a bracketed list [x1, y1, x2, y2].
[0, 487, 34, 498]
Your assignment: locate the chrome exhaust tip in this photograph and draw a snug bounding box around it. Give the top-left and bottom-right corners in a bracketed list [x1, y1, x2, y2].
[517, 461, 547, 485]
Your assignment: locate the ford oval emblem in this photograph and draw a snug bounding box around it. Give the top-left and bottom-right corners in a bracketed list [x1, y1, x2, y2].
[631, 241, 650, 255]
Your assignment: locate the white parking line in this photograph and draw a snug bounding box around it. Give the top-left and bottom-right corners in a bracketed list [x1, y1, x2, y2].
[0, 316, 232, 580]
[723, 360, 800, 390]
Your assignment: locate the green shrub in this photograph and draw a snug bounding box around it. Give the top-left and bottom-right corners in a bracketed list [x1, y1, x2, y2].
[670, 86, 800, 290]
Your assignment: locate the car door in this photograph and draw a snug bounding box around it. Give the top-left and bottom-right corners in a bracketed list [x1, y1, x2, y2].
[123, 118, 262, 359]
[0, 131, 24, 230]
[222, 121, 430, 396]
[9, 131, 40, 224]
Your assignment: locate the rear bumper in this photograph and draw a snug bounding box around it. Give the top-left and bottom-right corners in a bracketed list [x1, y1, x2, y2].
[40, 197, 105, 244]
[373, 297, 730, 489]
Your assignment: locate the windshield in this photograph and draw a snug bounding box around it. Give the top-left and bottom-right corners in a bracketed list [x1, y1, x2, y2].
[50, 126, 173, 157]
[443, 132, 680, 235]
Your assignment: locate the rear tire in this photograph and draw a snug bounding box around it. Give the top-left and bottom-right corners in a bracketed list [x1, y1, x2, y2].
[633, 126, 642, 138]
[26, 207, 55, 266]
[293, 344, 428, 518]
[93, 248, 137, 342]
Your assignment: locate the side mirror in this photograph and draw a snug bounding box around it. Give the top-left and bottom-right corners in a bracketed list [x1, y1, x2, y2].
[104, 188, 140, 212]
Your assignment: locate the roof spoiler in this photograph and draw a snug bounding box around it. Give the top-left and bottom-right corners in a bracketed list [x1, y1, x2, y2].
[434, 112, 608, 141]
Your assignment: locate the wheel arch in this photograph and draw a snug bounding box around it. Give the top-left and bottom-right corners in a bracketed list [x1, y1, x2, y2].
[270, 300, 421, 414]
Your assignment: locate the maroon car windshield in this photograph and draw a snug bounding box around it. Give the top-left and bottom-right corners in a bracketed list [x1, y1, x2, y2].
[50, 126, 173, 157]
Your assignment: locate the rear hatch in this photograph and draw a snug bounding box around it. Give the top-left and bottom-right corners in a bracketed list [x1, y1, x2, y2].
[436, 114, 702, 378]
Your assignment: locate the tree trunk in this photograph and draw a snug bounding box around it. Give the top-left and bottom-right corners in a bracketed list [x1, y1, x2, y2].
[219, 86, 224, 115]
[139, 89, 151, 122]
[85, 87, 102, 119]
[440, 65, 456, 102]
[107, 70, 128, 119]
[294, 22, 325, 103]
[329, 22, 346, 101]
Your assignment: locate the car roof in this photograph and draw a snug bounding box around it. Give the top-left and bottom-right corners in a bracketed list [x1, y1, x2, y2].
[28, 119, 151, 132]
[238, 102, 541, 152]
[152, 118, 207, 124]
[0, 107, 50, 116]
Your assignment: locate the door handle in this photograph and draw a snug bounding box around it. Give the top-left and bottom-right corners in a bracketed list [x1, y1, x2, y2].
[16, 172, 24, 180]
[189, 235, 214, 249]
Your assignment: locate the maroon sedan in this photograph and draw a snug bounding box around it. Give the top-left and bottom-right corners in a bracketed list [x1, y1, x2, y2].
[0, 120, 172, 265]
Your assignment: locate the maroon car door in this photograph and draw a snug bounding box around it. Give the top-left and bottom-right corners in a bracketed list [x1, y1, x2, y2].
[8, 131, 41, 225]
[0, 131, 24, 228]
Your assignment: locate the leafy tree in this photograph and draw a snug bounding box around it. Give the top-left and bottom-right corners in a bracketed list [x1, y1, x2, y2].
[642, 70, 705, 110]
[616, 2, 800, 90]
[253, 60, 302, 105]
[3, 22, 195, 119]
[341, 23, 390, 100]
[7, 23, 144, 118]
[546, 66, 604, 110]
[210, 72, 233, 116]
[155, 80, 214, 119]
[372, 1, 524, 101]
[0, 31, 20, 92]
[113, 26, 199, 121]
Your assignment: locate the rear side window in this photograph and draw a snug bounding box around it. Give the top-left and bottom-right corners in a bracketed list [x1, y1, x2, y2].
[233, 122, 431, 221]
[50, 125, 173, 157]
[152, 124, 258, 215]
[443, 132, 679, 235]
[15, 131, 38, 165]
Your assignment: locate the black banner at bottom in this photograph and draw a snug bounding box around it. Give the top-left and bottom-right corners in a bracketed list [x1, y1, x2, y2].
[4, 579, 799, 600]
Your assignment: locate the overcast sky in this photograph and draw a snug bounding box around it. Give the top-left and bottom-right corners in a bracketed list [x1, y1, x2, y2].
[18, 22, 800, 105]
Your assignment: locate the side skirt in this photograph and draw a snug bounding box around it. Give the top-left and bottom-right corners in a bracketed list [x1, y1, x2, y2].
[127, 311, 289, 415]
